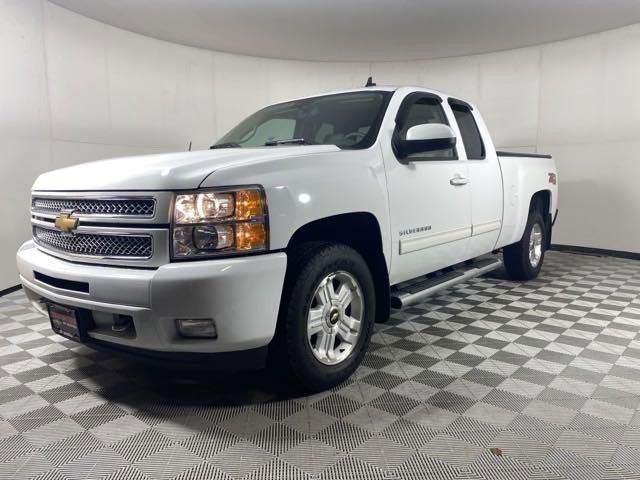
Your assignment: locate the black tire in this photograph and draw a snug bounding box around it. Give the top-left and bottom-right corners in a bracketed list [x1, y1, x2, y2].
[272, 242, 375, 392]
[503, 208, 546, 280]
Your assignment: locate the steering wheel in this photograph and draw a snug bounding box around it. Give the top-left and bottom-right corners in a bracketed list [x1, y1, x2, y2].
[343, 131, 366, 143]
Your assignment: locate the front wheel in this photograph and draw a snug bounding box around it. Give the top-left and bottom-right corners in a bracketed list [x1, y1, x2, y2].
[273, 242, 375, 392]
[503, 209, 546, 280]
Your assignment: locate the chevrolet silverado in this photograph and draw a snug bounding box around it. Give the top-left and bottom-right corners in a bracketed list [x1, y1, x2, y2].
[17, 86, 558, 391]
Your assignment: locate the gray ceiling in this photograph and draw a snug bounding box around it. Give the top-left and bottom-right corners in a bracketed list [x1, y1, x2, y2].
[50, 0, 640, 62]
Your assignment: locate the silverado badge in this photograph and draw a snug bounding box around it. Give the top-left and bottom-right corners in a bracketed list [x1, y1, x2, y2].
[54, 212, 79, 233]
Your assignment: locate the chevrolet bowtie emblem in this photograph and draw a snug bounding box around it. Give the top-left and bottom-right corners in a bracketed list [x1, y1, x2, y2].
[54, 212, 79, 233]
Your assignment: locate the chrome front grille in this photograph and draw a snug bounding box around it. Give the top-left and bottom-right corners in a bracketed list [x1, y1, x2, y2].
[30, 192, 171, 266]
[33, 226, 153, 259]
[32, 197, 155, 217]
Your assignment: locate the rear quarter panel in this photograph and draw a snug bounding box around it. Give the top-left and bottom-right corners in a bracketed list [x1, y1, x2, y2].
[496, 155, 558, 248]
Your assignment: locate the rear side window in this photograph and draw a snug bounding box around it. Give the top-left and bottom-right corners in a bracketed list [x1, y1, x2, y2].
[449, 100, 485, 160]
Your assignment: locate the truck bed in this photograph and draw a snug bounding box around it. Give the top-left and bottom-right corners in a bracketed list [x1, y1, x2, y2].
[494, 151, 557, 251]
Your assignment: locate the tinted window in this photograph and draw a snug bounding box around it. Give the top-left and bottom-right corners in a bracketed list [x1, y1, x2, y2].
[215, 91, 392, 150]
[396, 95, 455, 160]
[450, 102, 485, 159]
[239, 118, 296, 147]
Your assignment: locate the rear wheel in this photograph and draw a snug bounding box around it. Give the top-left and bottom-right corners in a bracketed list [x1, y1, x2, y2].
[503, 208, 546, 280]
[273, 242, 375, 392]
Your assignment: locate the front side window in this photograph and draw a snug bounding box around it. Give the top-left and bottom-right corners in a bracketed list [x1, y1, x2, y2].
[449, 100, 485, 159]
[395, 94, 456, 160]
[215, 91, 392, 150]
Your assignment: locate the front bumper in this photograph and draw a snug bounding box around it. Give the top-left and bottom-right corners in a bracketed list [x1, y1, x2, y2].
[17, 241, 287, 365]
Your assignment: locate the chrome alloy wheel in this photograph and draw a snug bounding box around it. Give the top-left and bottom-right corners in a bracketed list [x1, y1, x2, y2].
[529, 222, 544, 268]
[307, 271, 364, 366]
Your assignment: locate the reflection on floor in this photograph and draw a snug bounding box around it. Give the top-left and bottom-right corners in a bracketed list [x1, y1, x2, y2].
[0, 251, 640, 479]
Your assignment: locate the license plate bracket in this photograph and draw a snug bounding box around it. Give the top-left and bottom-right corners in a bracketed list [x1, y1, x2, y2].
[47, 303, 91, 341]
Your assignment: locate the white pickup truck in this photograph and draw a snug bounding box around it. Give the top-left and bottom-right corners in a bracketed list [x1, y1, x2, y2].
[17, 85, 558, 391]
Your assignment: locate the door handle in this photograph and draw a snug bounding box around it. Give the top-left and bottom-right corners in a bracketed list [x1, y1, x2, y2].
[450, 175, 469, 186]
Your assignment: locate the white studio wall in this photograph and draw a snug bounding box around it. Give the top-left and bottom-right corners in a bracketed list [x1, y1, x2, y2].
[1, 0, 639, 290]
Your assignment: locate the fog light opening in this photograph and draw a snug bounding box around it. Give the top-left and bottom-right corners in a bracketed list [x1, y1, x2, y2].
[176, 318, 217, 339]
[112, 314, 134, 333]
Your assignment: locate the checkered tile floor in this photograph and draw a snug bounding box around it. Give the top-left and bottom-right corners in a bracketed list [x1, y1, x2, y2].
[1, 251, 640, 479]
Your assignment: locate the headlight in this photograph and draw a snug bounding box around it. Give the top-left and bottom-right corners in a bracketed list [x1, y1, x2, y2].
[171, 186, 268, 259]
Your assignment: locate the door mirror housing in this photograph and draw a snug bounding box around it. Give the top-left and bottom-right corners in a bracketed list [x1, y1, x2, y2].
[394, 123, 457, 159]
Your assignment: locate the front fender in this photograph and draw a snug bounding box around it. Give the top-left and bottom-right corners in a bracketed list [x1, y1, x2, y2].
[200, 147, 391, 269]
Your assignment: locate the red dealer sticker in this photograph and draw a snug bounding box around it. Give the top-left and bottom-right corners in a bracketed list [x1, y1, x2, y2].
[48, 303, 82, 341]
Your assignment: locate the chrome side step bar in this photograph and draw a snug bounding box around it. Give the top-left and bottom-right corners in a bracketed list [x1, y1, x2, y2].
[390, 257, 503, 309]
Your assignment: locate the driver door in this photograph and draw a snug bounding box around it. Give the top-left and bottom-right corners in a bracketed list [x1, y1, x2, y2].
[382, 92, 471, 284]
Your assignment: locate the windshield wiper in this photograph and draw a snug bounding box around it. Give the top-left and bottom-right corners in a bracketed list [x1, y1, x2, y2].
[264, 138, 310, 146]
[209, 142, 241, 149]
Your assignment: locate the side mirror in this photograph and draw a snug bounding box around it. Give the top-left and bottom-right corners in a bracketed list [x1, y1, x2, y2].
[394, 123, 457, 159]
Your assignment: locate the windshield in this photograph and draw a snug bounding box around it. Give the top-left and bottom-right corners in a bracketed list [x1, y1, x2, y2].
[214, 91, 392, 150]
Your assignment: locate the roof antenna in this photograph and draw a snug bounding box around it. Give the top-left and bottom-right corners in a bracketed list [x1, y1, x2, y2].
[365, 76, 376, 87]
[187, 140, 192, 152]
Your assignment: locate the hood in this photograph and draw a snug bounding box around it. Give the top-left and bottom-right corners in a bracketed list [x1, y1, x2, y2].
[32, 145, 340, 191]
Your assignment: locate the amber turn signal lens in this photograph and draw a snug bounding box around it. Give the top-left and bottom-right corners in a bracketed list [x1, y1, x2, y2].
[235, 189, 264, 219]
[235, 222, 267, 250]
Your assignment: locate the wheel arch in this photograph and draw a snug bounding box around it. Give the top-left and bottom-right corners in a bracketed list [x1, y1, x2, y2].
[286, 212, 390, 324]
[529, 189, 552, 249]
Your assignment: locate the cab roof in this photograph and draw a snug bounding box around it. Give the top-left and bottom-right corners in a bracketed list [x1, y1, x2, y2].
[283, 85, 461, 105]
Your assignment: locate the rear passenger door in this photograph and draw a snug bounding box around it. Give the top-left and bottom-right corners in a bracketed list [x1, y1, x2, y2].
[448, 99, 503, 258]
